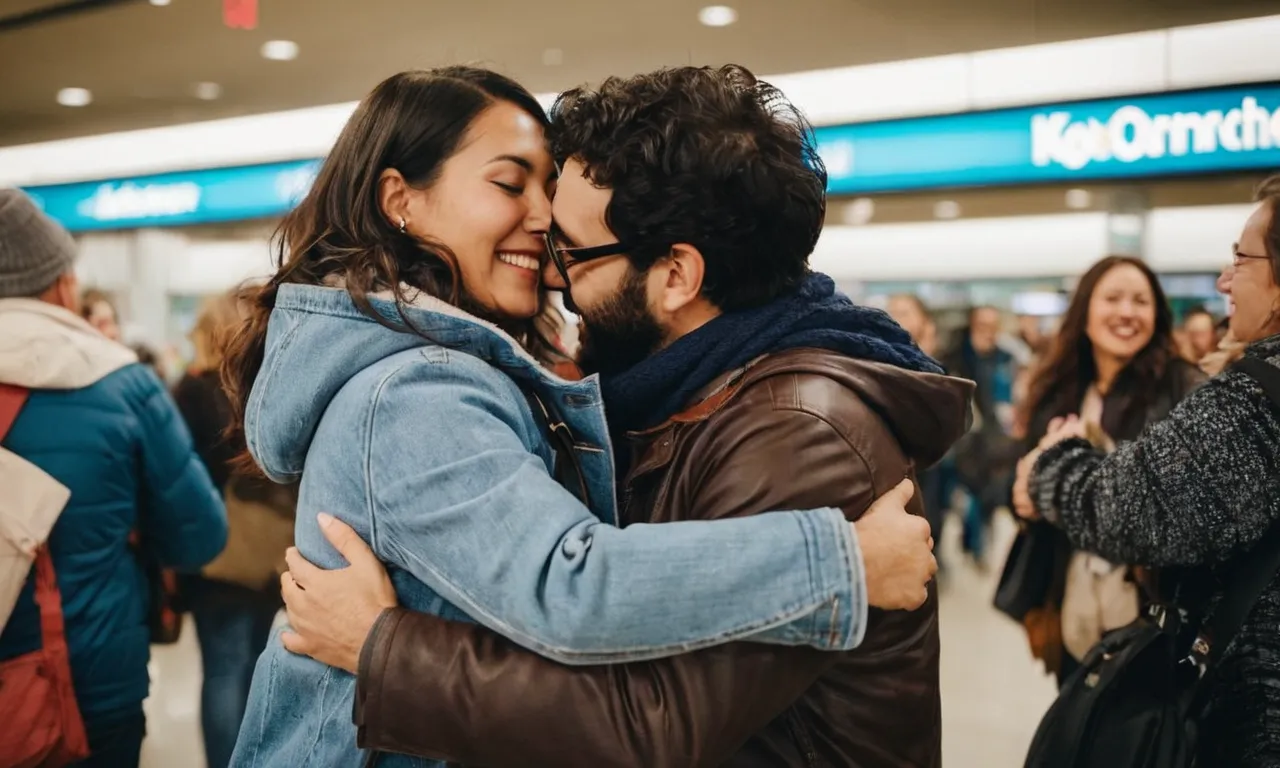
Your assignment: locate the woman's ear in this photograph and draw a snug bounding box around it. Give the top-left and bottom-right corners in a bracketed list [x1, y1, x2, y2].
[378, 169, 410, 230]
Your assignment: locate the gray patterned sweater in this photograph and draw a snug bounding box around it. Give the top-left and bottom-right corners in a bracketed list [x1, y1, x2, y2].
[1031, 334, 1280, 767]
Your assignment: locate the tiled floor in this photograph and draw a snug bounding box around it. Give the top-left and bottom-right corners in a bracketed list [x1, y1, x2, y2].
[141, 512, 1059, 767]
[936, 512, 1059, 766]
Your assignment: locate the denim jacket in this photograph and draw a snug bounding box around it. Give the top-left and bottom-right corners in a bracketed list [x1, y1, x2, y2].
[231, 285, 865, 767]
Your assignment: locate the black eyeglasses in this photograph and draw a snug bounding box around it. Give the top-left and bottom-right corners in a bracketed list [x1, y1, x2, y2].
[542, 231, 631, 288]
[1233, 249, 1271, 267]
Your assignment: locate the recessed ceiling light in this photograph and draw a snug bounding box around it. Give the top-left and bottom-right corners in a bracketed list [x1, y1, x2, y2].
[934, 200, 961, 220]
[698, 5, 738, 27]
[194, 82, 223, 101]
[149, 0, 171, 6]
[261, 40, 299, 61]
[1065, 188, 1092, 209]
[56, 87, 92, 107]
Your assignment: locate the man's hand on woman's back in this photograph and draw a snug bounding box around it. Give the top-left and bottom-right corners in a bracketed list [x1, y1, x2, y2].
[280, 513, 397, 673]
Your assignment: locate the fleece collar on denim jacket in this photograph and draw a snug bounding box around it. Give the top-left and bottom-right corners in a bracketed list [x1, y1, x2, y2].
[245, 283, 602, 483]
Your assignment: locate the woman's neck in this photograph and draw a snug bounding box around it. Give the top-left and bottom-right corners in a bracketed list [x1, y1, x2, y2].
[1093, 351, 1128, 395]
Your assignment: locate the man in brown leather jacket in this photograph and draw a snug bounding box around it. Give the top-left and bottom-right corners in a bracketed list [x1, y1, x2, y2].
[279, 65, 973, 767]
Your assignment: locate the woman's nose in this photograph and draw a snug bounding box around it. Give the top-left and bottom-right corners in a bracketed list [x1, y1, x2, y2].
[1217, 265, 1235, 296]
[526, 188, 552, 233]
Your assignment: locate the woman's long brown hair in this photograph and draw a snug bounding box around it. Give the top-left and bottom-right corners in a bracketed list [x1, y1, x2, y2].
[1021, 255, 1179, 439]
[220, 68, 562, 475]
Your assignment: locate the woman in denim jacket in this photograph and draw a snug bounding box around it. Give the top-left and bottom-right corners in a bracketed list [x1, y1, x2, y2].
[223, 69, 896, 767]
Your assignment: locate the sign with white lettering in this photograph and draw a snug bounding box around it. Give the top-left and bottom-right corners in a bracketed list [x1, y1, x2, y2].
[23, 83, 1280, 231]
[813, 83, 1280, 195]
[24, 159, 321, 232]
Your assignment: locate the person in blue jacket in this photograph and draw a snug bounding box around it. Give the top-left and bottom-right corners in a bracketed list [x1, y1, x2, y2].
[0, 188, 228, 768]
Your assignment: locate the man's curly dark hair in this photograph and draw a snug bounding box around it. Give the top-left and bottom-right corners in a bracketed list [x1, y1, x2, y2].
[548, 65, 827, 312]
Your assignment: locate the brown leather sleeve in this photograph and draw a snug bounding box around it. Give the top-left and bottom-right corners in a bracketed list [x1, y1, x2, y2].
[356, 608, 835, 767]
[355, 380, 881, 767]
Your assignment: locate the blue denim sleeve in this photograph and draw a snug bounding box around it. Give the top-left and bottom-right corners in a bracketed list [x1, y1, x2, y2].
[365, 358, 863, 665]
[131, 366, 229, 570]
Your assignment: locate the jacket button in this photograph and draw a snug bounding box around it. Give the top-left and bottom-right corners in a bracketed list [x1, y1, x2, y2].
[561, 536, 592, 557]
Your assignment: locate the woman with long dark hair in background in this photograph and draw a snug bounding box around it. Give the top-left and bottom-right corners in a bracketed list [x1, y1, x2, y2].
[1016, 177, 1280, 765]
[1010, 255, 1204, 684]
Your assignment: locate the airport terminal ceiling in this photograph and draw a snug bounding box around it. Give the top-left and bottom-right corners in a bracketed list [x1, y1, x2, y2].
[2, 0, 1280, 146]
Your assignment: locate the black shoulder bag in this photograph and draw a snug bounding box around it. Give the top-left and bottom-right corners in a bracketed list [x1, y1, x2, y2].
[1024, 356, 1280, 768]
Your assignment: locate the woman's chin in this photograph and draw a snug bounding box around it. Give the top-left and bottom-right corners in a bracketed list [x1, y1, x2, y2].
[1096, 339, 1147, 363]
[492, 296, 541, 322]
[1229, 314, 1270, 344]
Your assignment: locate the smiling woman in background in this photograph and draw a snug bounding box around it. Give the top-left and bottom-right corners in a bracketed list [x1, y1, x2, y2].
[1017, 176, 1280, 765]
[1010, 255, 1204, 684]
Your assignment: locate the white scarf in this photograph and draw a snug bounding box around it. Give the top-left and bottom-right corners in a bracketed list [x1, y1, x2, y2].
[0, 298, 137, 389]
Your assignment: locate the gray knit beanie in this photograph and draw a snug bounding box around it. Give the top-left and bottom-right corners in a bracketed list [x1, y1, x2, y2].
[0, 189, 79, 299]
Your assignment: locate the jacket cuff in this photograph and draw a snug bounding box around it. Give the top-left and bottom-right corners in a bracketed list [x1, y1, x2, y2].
[797, 507, 867, 651]
[1030, 438, 1093, 526]
[353, 607, 403, 736]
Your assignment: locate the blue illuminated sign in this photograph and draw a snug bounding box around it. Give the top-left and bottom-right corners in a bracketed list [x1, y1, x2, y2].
[813, 83, 1280, 194]
[21, 83, 1280, 231]
[23, 159, 321, 232]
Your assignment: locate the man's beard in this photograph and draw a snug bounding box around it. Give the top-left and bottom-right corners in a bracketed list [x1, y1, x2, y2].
[576, 268, 665, 377]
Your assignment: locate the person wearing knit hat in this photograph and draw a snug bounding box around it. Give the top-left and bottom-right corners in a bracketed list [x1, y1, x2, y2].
[0, 189, 80, 303]
[0, 188, 227, 766]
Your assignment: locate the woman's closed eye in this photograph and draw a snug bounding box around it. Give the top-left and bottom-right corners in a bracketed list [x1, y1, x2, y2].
[493, 181, 524, 195]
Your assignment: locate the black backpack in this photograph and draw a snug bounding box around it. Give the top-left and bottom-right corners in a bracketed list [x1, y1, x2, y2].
[1024, 356, 1280, 768]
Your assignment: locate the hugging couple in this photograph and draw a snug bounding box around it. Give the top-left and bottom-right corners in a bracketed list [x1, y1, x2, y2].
[223, 63, 974, 767]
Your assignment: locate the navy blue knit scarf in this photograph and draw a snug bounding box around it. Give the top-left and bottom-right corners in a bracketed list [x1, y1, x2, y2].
[599, 272, 942, 438]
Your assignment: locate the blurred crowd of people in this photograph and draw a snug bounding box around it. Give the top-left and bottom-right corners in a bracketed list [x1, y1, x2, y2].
[884, 229, 1280, 765]
[886, 267, 1243, 581]
[2, 61, 1279, 768]
[886, 257, 1246, 672]
[0, 188, 294, 768]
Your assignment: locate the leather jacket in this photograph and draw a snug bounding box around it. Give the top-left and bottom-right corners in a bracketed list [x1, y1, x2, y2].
[353, 348, 974, 767]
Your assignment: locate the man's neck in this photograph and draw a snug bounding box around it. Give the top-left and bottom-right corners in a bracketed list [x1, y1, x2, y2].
[658, 299, 722, 351]
[35, 284, 74, 313]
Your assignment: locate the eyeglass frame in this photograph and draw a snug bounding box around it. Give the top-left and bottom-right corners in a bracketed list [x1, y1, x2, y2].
[1233, 249, 1272, 267]
[542, 231, 632, 288]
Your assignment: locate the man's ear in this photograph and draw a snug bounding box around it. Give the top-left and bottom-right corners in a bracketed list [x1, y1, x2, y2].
[377, 169, 412, 230]
[651, 243, 706, 315]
